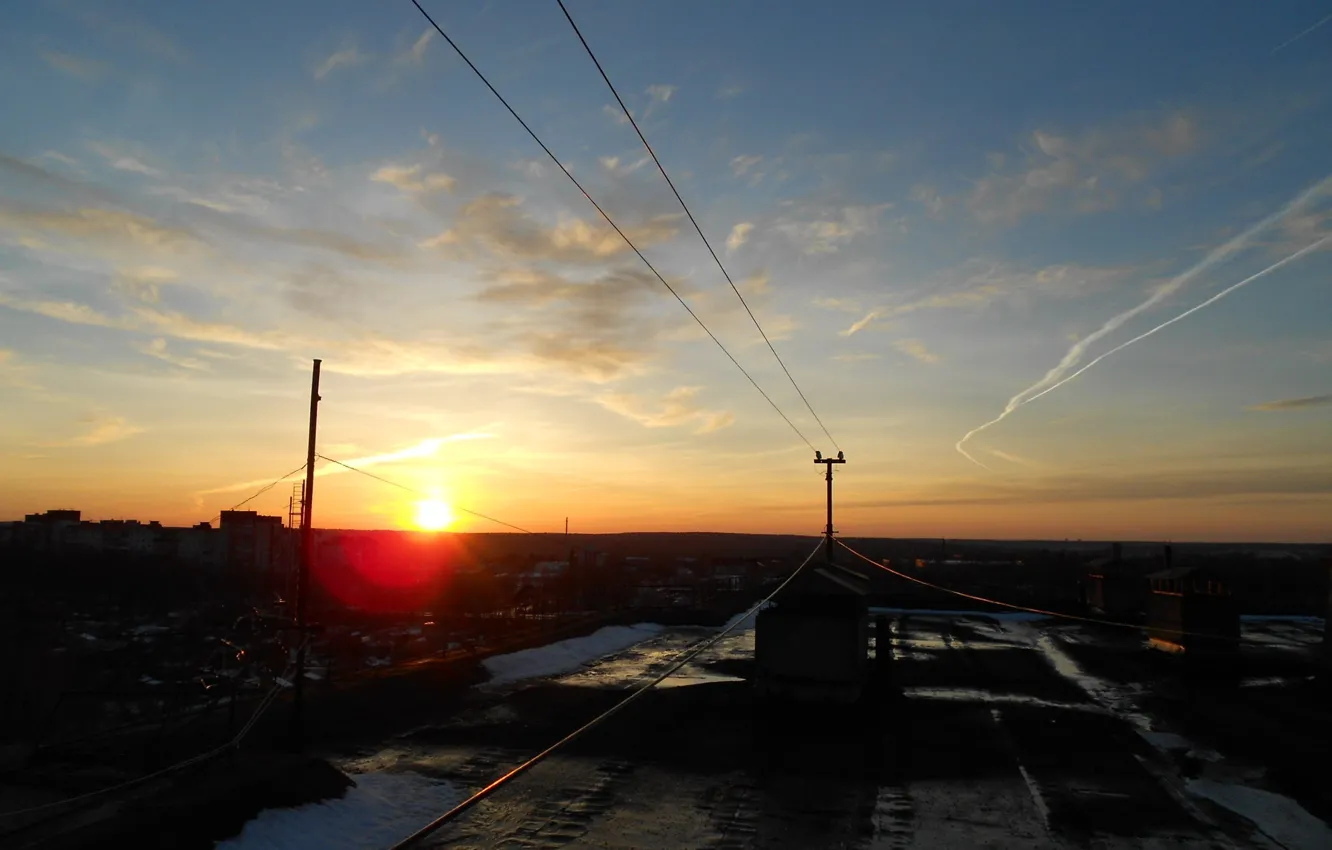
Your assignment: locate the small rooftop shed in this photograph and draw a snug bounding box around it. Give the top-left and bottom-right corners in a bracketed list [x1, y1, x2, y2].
[1146, 566, 1239, 655]
[754, 562, 870, 704]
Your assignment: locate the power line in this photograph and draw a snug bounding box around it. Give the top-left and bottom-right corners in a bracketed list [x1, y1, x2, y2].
[316, 453, 537, 534]
[836, 540, 1317, 650]
[555, 0, 841, 453]
[389, 539, 823, 848]
[407, 0, 816, 453]
[204, 462, 309, 526]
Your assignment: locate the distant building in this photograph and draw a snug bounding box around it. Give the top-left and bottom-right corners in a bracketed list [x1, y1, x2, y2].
[24, 509, 80, 524]
[177, 523, 227, 571]
[220, 510, 290, 587]
[6, 508, 280, 580]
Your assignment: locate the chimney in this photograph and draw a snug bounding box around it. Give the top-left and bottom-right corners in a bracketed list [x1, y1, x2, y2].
[1163, 544, 1173, 570]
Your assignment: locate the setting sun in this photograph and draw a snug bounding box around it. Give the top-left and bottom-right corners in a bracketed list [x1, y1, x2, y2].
[413, 499, 455, 532]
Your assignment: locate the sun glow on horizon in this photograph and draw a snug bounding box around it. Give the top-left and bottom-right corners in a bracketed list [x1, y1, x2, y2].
[413, 498, 455, 532]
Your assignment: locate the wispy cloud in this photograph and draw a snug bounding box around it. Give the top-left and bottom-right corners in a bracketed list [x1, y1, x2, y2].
[894, 338, 939, 364]
[198, 434, 495, 496]
[598, 155, 650, 175]
[134, 307, 287, 350]
[39, 414, 143, 448]
[911, 184, 945, 216]
[725, 222, 754, 253]
[640, 84, 677, 120]
[1248, 393, 1332, 411]
[739, 270, 769, 296]
[400, 29, 434, 65]
[87, 141, 163, 177]
[598, 78, 673, 124]
[0, 294, 121, 329]
[314, 45, 368, 80]
[780, 204, 889, 255]
[0, 204, 198, 254]
[598, 386, 734, 434]
[839, 261, 1137, 336]
[968, 112, 1199, 224]
[840, 310, 883, 337]
[42, 50, 102, 80]
[112, 266, 178, 303]
[370, 164, 455, 193]
[332, 433, 495, 472]
[730, 155, 763, 178]
[0, 294, 287, 351]
[423, 193, 678, 263]
[135, 337, 207, 370]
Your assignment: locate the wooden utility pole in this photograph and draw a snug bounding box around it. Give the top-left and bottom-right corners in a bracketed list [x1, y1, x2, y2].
[814, 451, 846, 565]
[291, 359, 320, 750]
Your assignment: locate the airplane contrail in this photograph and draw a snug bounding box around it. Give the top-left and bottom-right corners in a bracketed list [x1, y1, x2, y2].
[955, 173, 1332, 467]
[1020, 235, 1330, 408]
[1273, 13, 1332, 53]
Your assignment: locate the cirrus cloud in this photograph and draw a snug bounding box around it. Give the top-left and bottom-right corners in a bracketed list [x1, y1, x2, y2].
[597, 386, 734, 434]
[1248, 393, 1332, 411]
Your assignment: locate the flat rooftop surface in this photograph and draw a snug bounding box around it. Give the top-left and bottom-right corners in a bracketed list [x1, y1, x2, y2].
[219, 612, 1331, 849]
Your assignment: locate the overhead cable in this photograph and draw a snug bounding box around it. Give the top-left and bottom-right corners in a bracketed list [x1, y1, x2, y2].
[316, 453, 537, 534]
[556, 0, 841, 453]
[407, 0, 816, 452]
[203, 461, 309, 527]
[388, 539, 822, 848]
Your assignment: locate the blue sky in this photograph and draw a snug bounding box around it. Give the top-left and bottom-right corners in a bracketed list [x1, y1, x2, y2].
[2, 0, 1330, 540]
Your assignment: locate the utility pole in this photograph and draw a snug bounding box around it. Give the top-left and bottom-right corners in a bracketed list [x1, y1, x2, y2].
[291, 359, 320, 751]
[814, 451, 846, 564]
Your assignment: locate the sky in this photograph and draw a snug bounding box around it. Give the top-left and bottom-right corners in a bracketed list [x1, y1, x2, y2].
[1, 0, 1331, 541]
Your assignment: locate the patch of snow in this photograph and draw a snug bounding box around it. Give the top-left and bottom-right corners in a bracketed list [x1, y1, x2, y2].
[274, 677, 292, 689]
[1025, 630, 1155, 732]
[139, 675, 162, 686]
[216, 770, 462, 850]
[904, 687, 1109, 715]
[365, 657, 391, 668]
[658, 670, 746, 689]
[1187, 779, 1332, 850]
[481, 623, 665, 687]
[719, 604, 768, 633]
[133, 624, 170, 636]
[79, 633, 97, 642]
